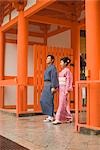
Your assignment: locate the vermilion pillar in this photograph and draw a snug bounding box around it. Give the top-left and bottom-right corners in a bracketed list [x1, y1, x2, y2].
[0, 29, 4, 108]
[71, 24, 80, 109]
[17, 11, 28, 114]
[71, 24, 80, 82]
[85, 0, 100, 127]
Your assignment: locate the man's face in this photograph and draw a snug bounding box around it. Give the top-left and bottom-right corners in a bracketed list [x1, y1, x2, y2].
[46, 56, 52, 64]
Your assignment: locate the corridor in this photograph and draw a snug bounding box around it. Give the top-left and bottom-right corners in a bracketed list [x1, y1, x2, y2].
[0, 112, 100, 150]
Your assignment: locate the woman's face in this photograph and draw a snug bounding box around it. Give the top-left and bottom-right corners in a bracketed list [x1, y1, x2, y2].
[60, 60, 66, 68]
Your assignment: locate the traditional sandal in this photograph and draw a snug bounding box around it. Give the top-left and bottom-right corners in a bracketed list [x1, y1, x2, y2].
[66, 118, 73, 123]
[52, 120, 62, 125]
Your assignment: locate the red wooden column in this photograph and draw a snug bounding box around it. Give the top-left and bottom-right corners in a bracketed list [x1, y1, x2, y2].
[17, 10, 28, 114]
[71, 24, 80, 82]
[85, 0, 100, 127]
[0, 29, 5, 108]
[71, 24, 80, 109]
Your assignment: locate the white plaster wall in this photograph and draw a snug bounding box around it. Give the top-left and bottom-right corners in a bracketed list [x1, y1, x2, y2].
[25, 0, 36, 10]
[27, 86, 34, 105]
[5, 86, 34, 105]
[11, 9, 18, 20]
[2, 15, 9, 26]
[47, 30, 71, 48]
[5, 43, 17, 76]
[28, 45, 33, 76]
[4, 43, 17, 105]
[4, 86, 16, 105]
[28, 46, 34, 105]
[5, 44, 34, 76]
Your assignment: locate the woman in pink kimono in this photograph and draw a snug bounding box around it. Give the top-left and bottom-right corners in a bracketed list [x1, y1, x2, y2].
[53, 57, 73, 125]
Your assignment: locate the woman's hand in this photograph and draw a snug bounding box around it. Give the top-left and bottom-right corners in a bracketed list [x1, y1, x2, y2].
[65, 91, 70, 96]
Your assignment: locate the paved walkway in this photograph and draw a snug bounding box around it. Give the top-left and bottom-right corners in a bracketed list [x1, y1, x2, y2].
[0, 112, 100, 150]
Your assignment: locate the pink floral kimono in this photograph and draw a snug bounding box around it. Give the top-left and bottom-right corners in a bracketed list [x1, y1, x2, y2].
[55, 67, 73, 122]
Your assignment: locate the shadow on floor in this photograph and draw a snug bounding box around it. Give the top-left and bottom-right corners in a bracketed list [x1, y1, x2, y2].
[0, 135, 29, 150]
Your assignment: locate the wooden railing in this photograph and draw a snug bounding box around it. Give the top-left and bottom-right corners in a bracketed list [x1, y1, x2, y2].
[75, 80, 100, 131]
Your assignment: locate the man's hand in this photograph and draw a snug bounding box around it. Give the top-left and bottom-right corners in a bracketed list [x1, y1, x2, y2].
[51, 88, 56, 94]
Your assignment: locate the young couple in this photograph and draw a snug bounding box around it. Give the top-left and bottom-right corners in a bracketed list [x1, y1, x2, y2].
[40, 55, 73, 125]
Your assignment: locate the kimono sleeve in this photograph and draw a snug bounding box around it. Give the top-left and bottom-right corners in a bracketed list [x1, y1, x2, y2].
[51, 67, 59, 88]
[65, 70, 73, 94]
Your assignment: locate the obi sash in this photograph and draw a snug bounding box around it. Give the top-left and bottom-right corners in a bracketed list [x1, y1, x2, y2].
[59, 77, 66, 85]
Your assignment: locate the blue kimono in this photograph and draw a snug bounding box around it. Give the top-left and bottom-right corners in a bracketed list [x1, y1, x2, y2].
[40, 64, 59, 116]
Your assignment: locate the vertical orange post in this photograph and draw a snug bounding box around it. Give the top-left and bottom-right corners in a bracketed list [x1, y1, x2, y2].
[85, 0, 100, 127]
[17, 11, 28, 114]
[71, 24, 80, 82]
[71, 24, 80, 109]
[0, 29, 4, 108]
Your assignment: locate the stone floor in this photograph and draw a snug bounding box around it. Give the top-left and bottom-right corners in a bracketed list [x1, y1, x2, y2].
[0, 112, 100, 150]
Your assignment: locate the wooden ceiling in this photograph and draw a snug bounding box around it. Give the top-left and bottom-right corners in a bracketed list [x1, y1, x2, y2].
[0, 0, 13, 24]
[35, 0, 85, 22]
[0, 0, 85, 27]
[0, 0, 27, 25]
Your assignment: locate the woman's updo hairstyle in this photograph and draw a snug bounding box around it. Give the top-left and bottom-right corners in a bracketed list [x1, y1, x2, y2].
[60, 57, 71, 66]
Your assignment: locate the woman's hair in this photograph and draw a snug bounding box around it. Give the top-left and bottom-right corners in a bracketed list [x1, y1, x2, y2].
[60, 57, 71, 66]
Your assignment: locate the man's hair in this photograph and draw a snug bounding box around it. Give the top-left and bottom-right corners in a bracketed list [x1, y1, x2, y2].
[47, 55, 55, 62]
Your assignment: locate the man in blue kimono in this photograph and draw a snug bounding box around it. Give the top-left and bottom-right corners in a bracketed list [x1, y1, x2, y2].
[40, 55, 59, 122]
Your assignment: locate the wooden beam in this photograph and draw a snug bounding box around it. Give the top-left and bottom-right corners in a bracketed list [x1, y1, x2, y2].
[29, 21, 44, 27]
[4, 105, 16, 109]
[7, 29, 17, 34]
[7, 29, 44, 37]
[1, 17, 18, 32]
[4, 76, 17, 80]
[29, 31, 44, 37]
[78, 19, 85, 28]
[47, 27, 70, 37]
[0, 79, 17, 86]
[46, 2, 72, 15]
[3, 76, 34, 85]
[6, 38, 44, 45]
[13, 0, 27, 11]
[6, 39, 17, 44]
[36, 8, 65, 18]
[4, 104, 34, 109]
[29, 15, 74, 28]
[24, 0, 56, 18]
[29, 41, 44, 45]
[0, 0, 16, 1]
[27, 77, 34, 85]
